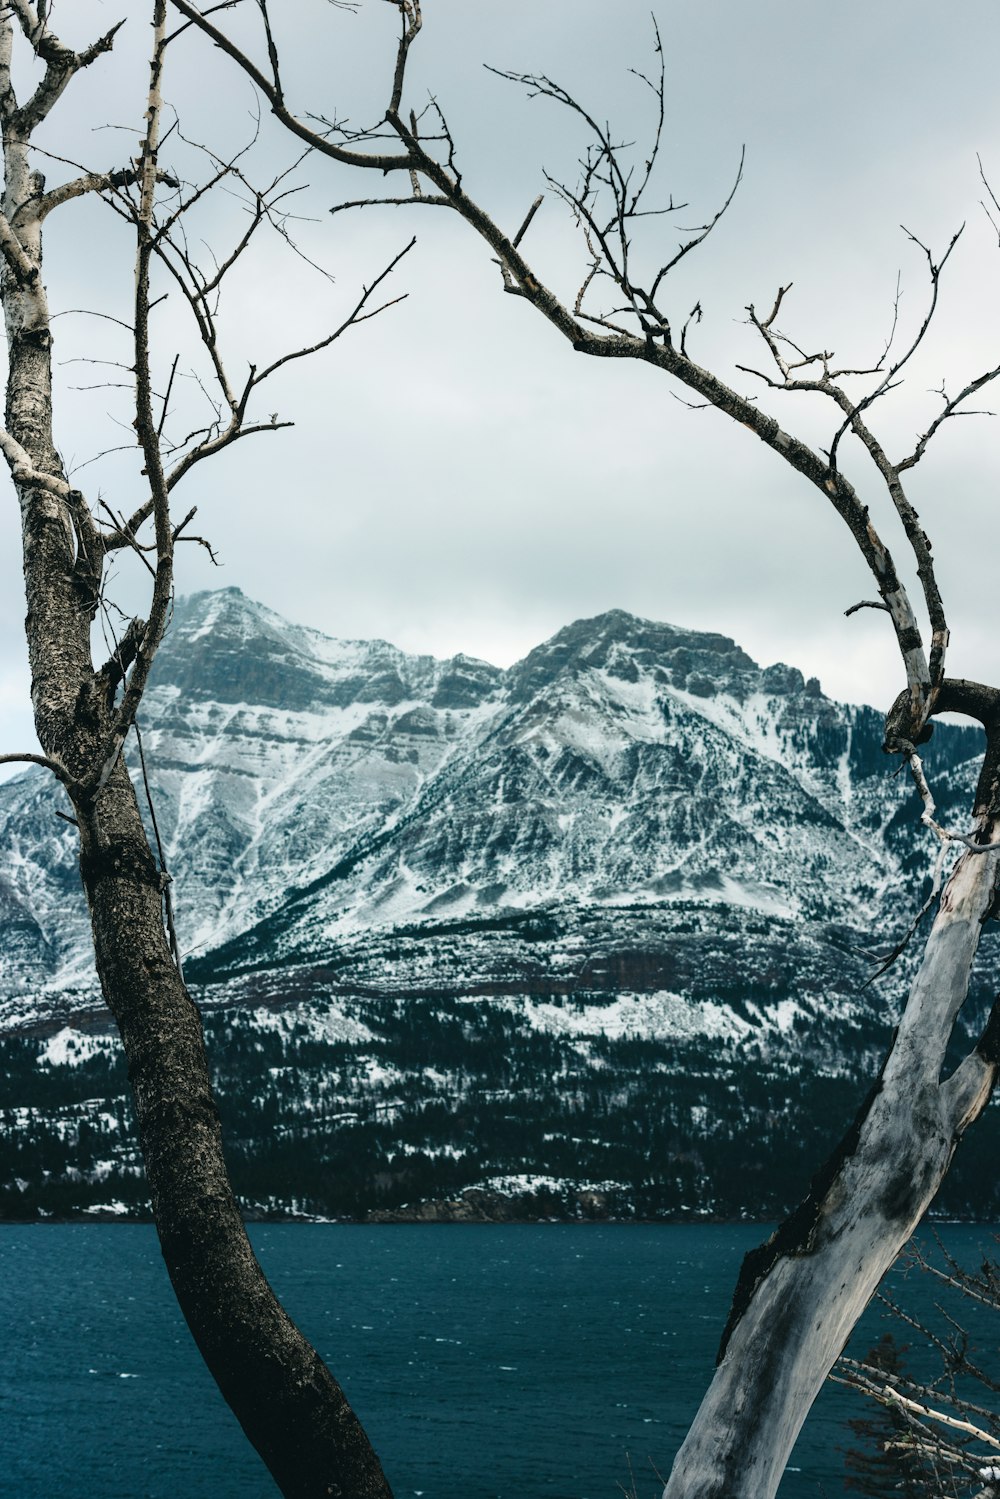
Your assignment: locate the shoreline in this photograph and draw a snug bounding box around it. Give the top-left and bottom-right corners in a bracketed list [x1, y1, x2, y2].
[0, 1212, 990, 1227]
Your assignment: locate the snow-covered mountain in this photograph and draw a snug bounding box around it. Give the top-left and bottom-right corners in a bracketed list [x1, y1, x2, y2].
[0, 586, 984, 1012]
[0, 589, 994, 1221]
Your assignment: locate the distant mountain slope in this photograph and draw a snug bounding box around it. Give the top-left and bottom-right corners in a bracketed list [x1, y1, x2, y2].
[0, 586, 986, 1014]
[1, 589, 995, 1221]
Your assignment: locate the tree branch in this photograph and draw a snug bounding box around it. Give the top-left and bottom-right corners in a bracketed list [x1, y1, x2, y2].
[8, 5, 124, 134]
[0, 750, 70, 783]
[898, 362, 1000, 473]
[168, 0, 414, 172]
[174, 0, 942, 740]
[0, 208, 37, 281]
[36, 165, 178, 221]
[0, 426, 71, 494]
[87, 0, 171, 798]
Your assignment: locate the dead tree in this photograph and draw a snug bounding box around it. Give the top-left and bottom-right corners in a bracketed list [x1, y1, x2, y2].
[836, 1241, 1000, 1497]
[0, 4, 409, 1495]
[167, 3, 1000, 1495]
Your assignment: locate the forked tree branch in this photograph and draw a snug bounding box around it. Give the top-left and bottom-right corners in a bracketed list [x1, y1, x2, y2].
[169, 0, 413, 171]
[167, 0, 970, 752]
[823, 226, 964, 475]
[87, 0, 172, 798]
[36, 165, 178, 221]
[7, 2, 124, 134]
[160, 13, 1000, 1499]
[836, 1358, 1000, 1453]
[85, 98, 410, 576]
[899, 362, 1000, 473]
[0, 7, 399, 1496]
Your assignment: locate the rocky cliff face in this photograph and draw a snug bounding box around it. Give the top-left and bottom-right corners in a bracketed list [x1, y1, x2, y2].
[0, 589, 993, 1220]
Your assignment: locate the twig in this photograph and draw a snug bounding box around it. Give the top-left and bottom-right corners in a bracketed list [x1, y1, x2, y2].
[134, 719, 184, 979]
[845, 600, 891, 617]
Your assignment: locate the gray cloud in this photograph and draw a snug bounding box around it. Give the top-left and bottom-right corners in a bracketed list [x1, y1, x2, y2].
[2, 0, 1000, 778]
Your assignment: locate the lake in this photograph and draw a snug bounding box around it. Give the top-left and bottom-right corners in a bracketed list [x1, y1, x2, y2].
[0, 1223, 995, 1498]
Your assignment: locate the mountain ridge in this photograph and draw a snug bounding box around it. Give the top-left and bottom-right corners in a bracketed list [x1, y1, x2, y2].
[0, 585, 986, 1016]
[1, 587, 996, 1223]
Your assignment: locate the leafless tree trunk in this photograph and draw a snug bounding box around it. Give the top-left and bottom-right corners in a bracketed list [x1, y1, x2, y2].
[167, 4, 1000, 1495]
[0, 5, 403, 1495]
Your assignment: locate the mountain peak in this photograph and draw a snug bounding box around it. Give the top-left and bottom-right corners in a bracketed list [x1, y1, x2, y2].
[154, 589, 505, 714]
[1, 582, 989, 1023]
[507, 608, 761, 702]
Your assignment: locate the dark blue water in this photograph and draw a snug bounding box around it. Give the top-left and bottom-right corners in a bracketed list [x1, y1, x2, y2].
[0, 1223, 994, 1498]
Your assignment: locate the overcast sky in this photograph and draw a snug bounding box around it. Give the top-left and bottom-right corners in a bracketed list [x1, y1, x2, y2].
[2, 0, 1000, 772]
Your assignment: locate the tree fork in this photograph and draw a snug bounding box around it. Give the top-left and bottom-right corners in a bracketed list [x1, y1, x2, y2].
[0, 7, 397, 1494]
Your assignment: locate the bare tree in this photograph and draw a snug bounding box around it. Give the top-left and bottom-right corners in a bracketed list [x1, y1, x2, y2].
[836, 1240, 1000, 1498]
[0, 3, 412, 1494]
[163, 2, 1000, 1496]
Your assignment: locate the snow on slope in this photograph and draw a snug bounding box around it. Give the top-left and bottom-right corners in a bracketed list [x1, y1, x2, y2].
[0, 589, 984, 1023]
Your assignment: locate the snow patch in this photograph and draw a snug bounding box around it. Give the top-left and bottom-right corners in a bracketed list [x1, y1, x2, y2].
[39, 1028, 112, 1068]
[522, 992, 753, 1043]
[475, 1173, 623, 1196]
[248, 1002, 373, 1047]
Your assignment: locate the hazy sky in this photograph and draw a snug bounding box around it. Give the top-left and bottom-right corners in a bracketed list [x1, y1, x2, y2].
[2, 0, 1000, 770]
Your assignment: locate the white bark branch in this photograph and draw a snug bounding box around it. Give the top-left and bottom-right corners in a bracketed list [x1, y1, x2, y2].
[37, 167, 142, 220]
[0, 208, 37, 281]
[0, 427, 70, 495]
[837, 1359, 1000, 1450]
[7, 3, 124, 133]
[662, 831, 1000, 1498]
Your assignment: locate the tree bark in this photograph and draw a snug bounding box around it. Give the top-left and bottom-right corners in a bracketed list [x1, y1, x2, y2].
[1, 14, 394, 1496]
[662, 834, 1000, 1499]
[76, 767, 393, 1499]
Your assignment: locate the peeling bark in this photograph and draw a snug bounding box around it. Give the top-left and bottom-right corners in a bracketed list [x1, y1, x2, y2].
[662, 835, 1000, 1499]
